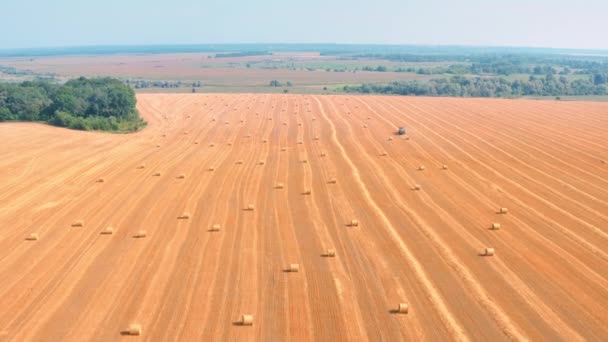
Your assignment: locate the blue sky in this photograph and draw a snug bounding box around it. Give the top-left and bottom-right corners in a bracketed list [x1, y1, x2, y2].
[1, 0, 606, 49]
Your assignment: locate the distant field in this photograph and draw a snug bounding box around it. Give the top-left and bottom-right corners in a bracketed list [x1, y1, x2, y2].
[0, 53, 434, 87]
[1, 94, 607, 340]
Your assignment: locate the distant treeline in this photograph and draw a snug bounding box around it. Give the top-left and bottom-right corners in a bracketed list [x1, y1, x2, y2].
[214, 51, 271, 58]
[127, 80, 203, 89]
[0, 77, 145, 132]
[344, 75, 607, 98]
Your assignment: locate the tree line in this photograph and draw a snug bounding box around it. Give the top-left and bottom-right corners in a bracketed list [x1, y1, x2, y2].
[0, 77, 145, 132]
[343, 74, 607, 98]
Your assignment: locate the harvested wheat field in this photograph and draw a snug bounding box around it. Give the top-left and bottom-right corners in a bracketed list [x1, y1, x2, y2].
[1, 94, 608, 341]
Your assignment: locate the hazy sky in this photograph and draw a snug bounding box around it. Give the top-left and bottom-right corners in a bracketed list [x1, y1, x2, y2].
[2, 0, 607, 50]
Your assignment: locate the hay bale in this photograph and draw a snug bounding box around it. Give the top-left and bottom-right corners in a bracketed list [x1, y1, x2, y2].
[491, 223, 501, 230]
[246, 204, 255, 211]
[209, 143, 215, 147]
[287, 263, 300, 272]
[328, 178, 337, 184]
[224, 121, 229, 125]
[324, 249, 336, 257]
[313, 136, 319, 141]
[380, 152, 388, 156]
[137, 164, 146, 169]
[177, 174, 186, 179]
[96, 178, 105, 183]
[208, 167, 215, 171]
[499, 207, 509, 214]
[258, 160, 265, 165]
[183, 131, 189, 135]
[298, 141, 303, 144]
[153, 172, 161, 177]
[101, 227, 114, 235]
[303, 190, 312, 195]
[210, 224, 221, 232]
[413, 184, 421, 191]
[349, 219, 359, 227]
[442, 165, 448, 170]
[281, 147, 287, 151]
[228, 142, 233, 146]
[125, 324, 142, 336]
[26, 233, 39, 241]
[178, 212, 191, 219]
[236, 160, 244, 165]
[388, 137, 393, 141]
[397, 303, 409, 314]
[134, 230, 147, 238]
[403, 136, 410, 140]
[194, 141, 199, 145]
[262, 139, 268, 143]
[363, 124, 368, 128]
[275, 183, 284, 189]
[418, 165, 425, 171]
[72, 220, 84, 227]
[156, 144, 161, 148]
[320, 152, 326, 157]
[484, 248, 495, 256]
[240, 315, 254, 326]
[302, 159, 308, 163]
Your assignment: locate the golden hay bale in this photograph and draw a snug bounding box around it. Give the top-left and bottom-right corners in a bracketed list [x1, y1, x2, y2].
[297, 141, 303, 144]
[153, 172, 161, 177]
[312, 117, 316, 121]
[177, 174, 186, 179]
[298, 123, 302, 126]
[380, 152, 388, 156]
[101, 227, 114, 235]
[137, 164, 146, 169]
[26, 233, 39, 241]
[324, 249, 336, 257]
[349, 219, 359, 227]
[313, 136, 319, 140]
[208, 167, 216, 171]
[275, 183, 284, 189]
[134, 230, 147, 238]
[388, 137, 393, 141]
[281, 147, 287, 151]
[397, 303, 409, 314]
[240, 315, 254, 326]
[210, 224, 221, 232]
[245, 204, 255, 211]
[72, 220, 84, 227]
[178, 212, 191, 219]
[209, 143, 215, 147]
[96, 178, 105, 183]
[320, 152, 326, 157]
[363, 124, 368, 128]
[125, 324, 142, 336]
[442, 165, 448, 170]
[236, 160, 244, 165]
[303, 190, 312, 195]
[245, 134, 251, 138]
[258, 161, 265, 165]
[418, 165, 426, 171]
[283, 122, 287, 126]
[228, 142, 233, 146]
[225, 121, 229, 125]
[499, 207, 509, 214]
[413, 184, 421, 191]
[484, 248, 495, 256]
[156, 144, 161, 148]
[287, 264, 300, 272]
[194, 141, 199, 145]
[302, 159, 308, 163]
[183, 131, 189, 135]
[328, 178, 337, 184]
[491, 223, 501, 230]
[262, 139, 268, 143]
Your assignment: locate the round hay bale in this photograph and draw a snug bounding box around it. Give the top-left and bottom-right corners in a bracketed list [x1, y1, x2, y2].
[177, 174, 186, 179]
[328, 178, 337, 184]
[485, 248, 495, 256]
[178, 212, 191, 220]
[137, 164, 146, 169]
[413, 184, 421, 191]
[325, 249, 336, 257]
[397, 303, 409, 314]
[96, 178, 106, 183]
[288, 264, 300, 272]
[275, 183, 284, 189]
[418, 165, 425, 171]
[240, 315, 254, 326]
[281, 147, 287, 151]
[380, 152, 388, 156]
[303, 190, 312, 195]
[499, 207, 508, 214]
[153, 172, 161, 177]
[246, 204, 255, 211]
[258, 161, 265, 165]
[349, 219, 359, 227]
[236, 160, 244, 165]
[134, 230, 147, 238]
[442, 165, 448, 170]
[208, 167, 215, 171]
[125, 324, 142, 336]
[101, 227, 114, 235]
[210, 224, 221, 232]
[72, 220, 84, 227]
[26, 233, 39, 241]
[491, 223, 501, 230]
